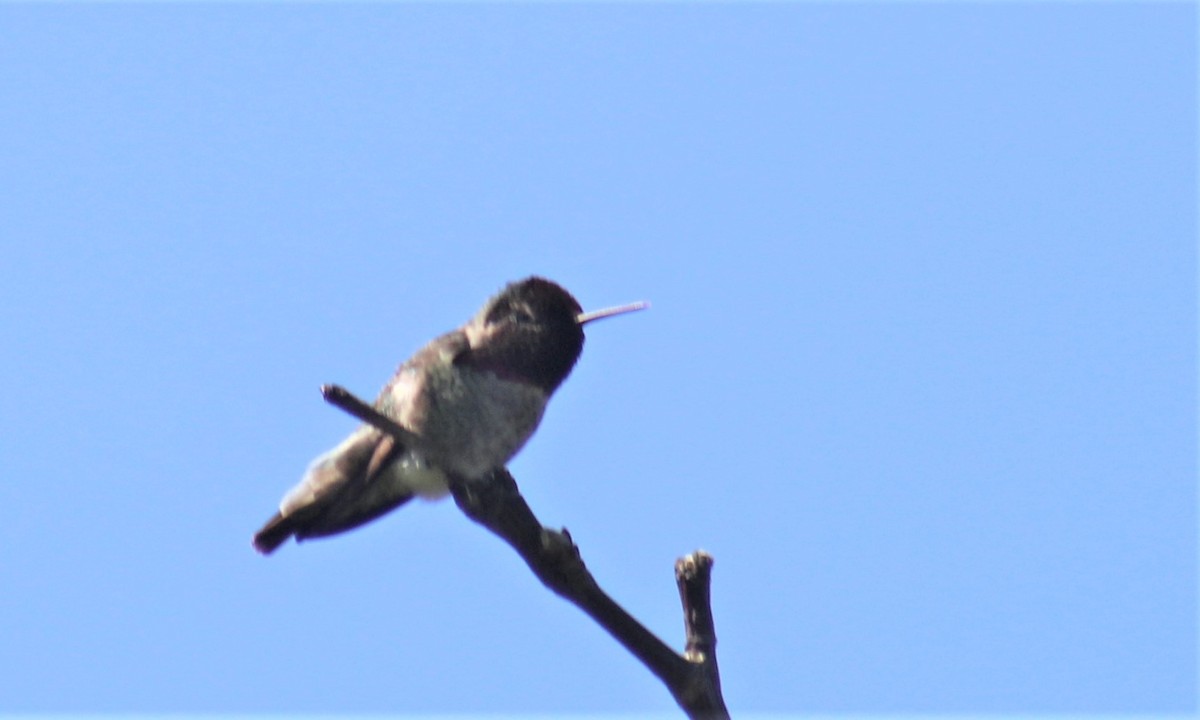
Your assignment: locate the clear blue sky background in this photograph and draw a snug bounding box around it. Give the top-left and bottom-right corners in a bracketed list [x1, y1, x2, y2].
[0, 3, 1194, 716]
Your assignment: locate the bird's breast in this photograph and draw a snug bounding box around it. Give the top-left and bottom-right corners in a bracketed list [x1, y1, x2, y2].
[386, 363, 548, 480]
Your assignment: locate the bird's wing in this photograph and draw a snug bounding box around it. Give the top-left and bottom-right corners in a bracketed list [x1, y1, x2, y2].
[254, 330, 472, 555]
[252, 426, 408, 554]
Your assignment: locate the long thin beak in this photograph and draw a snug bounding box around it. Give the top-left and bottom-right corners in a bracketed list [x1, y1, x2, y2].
[576, 300, 649, 326]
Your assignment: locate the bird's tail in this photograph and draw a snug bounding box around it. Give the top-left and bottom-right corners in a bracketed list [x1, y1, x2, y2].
[251, 427, 411, 555]
[253, 513, 296, 555]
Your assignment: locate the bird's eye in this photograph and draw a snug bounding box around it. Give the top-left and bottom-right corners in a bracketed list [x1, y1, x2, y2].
[484, 299, 512, 325]
[510, 307, 535, 324]
[484, 299, 535, 327]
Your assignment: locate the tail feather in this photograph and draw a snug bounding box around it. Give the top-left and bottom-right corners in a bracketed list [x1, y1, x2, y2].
[253, 512, 296, 555]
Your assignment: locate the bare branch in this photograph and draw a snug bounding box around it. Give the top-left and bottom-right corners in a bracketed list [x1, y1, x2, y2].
[319, 384, 422, 448]
[675, 552, 728, 716]
[323, 384, 729, 718]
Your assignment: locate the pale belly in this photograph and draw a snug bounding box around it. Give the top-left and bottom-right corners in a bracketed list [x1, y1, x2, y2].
[385, 363, 547, 481]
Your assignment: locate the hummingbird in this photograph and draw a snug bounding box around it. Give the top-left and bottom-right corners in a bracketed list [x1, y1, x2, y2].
[252, 276, 646, 554]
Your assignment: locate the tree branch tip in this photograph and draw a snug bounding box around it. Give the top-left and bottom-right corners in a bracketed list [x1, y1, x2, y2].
[676, 550, 715, 578]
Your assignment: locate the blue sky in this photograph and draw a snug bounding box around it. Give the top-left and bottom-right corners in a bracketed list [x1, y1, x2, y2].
[0, 2, 1195, 715]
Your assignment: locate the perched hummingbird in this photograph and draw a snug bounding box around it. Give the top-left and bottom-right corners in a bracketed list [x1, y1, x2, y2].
[252, 276, 645, 554]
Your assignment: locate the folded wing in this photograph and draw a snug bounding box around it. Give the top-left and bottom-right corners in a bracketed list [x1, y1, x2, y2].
[252, 427, 411, 554]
